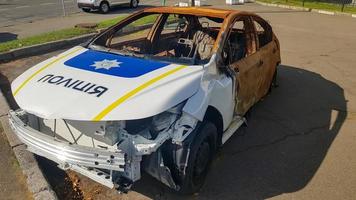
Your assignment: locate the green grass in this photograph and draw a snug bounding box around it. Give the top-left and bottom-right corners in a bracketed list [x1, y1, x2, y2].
[97, 14, 158, 29]
[0, 28, 95, 53]
[0, 14, 161, 53]
[258, 0, 356, 14]
[97, 15, 127, 29]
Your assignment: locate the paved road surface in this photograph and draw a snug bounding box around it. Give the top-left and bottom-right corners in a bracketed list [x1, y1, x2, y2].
[0, 0, 163, 28]
[0, 2, 355, 200]
[0, 0, 164, 42]
[0, 0, 79, 27]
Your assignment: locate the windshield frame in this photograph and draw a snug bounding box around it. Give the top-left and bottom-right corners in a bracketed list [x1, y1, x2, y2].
[87, 11, 226, 65]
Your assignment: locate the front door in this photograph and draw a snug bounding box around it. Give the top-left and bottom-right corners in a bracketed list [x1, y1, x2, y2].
[223, 16, 264, 115]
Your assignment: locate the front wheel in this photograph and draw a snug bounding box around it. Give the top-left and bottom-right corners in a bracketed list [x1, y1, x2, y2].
[99, 1, 110, 13]
[177, 121, 218, 194]
[130, 0, 139, 8]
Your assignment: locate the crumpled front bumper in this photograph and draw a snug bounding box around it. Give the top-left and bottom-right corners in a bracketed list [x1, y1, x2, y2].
[8, 110, 127, 187]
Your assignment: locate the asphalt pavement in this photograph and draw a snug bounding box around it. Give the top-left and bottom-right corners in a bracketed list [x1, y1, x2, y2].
[0, 0, 79, 27]
[0, 0, 163, 42]
[0, 0, 165, 28]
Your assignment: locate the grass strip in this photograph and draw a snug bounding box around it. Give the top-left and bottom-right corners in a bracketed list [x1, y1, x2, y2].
[0, 13, 161, 53]
[0, 28, 95, 53]
[0, 15, 128, 53]
[258, 0, 356, 14]
[0, 15, 163, 52]
[0, 13, 183, 53]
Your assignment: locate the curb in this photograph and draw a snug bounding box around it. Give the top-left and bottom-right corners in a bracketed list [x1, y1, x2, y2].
[0, 91, 58, 200]
[0, 32, 96, 63]
[256, 1, 356, 18]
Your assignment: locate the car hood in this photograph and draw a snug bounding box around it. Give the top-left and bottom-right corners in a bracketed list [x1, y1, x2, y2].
[11, 46, 204, 121]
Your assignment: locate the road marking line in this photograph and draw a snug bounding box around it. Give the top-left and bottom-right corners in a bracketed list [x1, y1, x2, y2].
[14, 5, 30, 9]
[92, 65, 187, 121]
[40, 2, 56, 6]
[13, 47, 82, 96]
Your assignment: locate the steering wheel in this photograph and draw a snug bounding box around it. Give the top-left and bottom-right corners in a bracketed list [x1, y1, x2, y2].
[175, 38, 194, 57]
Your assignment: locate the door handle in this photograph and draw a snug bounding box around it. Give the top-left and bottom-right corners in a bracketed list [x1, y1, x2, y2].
[258, 60, 264, 67]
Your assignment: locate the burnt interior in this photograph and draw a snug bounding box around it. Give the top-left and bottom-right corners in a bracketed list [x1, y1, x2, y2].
[91, 14, 224, 64]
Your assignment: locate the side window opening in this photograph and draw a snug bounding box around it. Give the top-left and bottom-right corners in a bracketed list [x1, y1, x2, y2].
[153, 14, 220, 63]
[160, 14, 187, 35]
[222, 19, 248, 65]
[252, 17, 272, 48]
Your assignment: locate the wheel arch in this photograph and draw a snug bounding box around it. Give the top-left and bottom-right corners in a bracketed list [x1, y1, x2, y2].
[203, 105, 224, 146]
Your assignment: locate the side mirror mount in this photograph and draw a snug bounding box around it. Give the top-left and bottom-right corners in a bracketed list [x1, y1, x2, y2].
[216, 50, 229, 68]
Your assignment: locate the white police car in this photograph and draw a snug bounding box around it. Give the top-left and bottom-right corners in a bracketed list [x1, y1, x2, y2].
[77, 0, 139, 13]
[9, 7, 280, 194]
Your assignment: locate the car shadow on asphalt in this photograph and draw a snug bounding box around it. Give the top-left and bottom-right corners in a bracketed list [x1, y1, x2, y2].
[0, 65, 347, 199]
[0, 73, 18, 108]
[132, 65, 347, 199]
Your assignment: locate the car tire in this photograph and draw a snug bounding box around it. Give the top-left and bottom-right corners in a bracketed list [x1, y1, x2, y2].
[177, 121, 218, 194]
[82, 8, 91, 12]
[99, 1, 110, 13]
[130, 0, 139, 8]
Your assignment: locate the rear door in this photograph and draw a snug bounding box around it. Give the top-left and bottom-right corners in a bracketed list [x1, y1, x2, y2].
[251, 16, 279, 100]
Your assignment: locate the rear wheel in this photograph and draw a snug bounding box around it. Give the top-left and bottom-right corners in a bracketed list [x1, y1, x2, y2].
[82, 8, 91, 12]
[130, 0, 139, 8]
[99, 1, 110, 13]
[177, 121, 217, 194]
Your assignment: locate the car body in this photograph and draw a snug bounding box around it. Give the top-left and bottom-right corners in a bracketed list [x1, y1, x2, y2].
[9, 7, 280, 194]
[77, 0, 139, 13]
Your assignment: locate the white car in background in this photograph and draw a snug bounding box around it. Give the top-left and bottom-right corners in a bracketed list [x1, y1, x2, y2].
[77, 0, 139, 13]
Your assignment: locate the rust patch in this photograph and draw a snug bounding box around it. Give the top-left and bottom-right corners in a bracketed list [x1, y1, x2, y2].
[144, 6, 235, 18]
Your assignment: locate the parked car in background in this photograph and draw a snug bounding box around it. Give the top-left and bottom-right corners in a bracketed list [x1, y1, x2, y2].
[9, 7, 280, 194]
[77, 0, 139, 13]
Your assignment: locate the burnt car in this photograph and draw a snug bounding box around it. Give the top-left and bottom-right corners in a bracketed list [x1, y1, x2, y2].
[9, 7, 280, 194]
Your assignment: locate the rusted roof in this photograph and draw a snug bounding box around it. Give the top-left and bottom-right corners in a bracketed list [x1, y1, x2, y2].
[143, 6, 238, 18]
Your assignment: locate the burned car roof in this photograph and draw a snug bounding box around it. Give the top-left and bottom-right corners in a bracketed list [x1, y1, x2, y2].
[143, 6, 236, 18]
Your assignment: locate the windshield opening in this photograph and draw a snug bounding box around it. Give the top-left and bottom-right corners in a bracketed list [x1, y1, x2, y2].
[89, 13, 223, 65]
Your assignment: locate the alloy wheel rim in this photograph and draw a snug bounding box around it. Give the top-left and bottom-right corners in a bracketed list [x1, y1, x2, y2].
[102, 3, 109, 12]
[132, 0, 138, 7]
